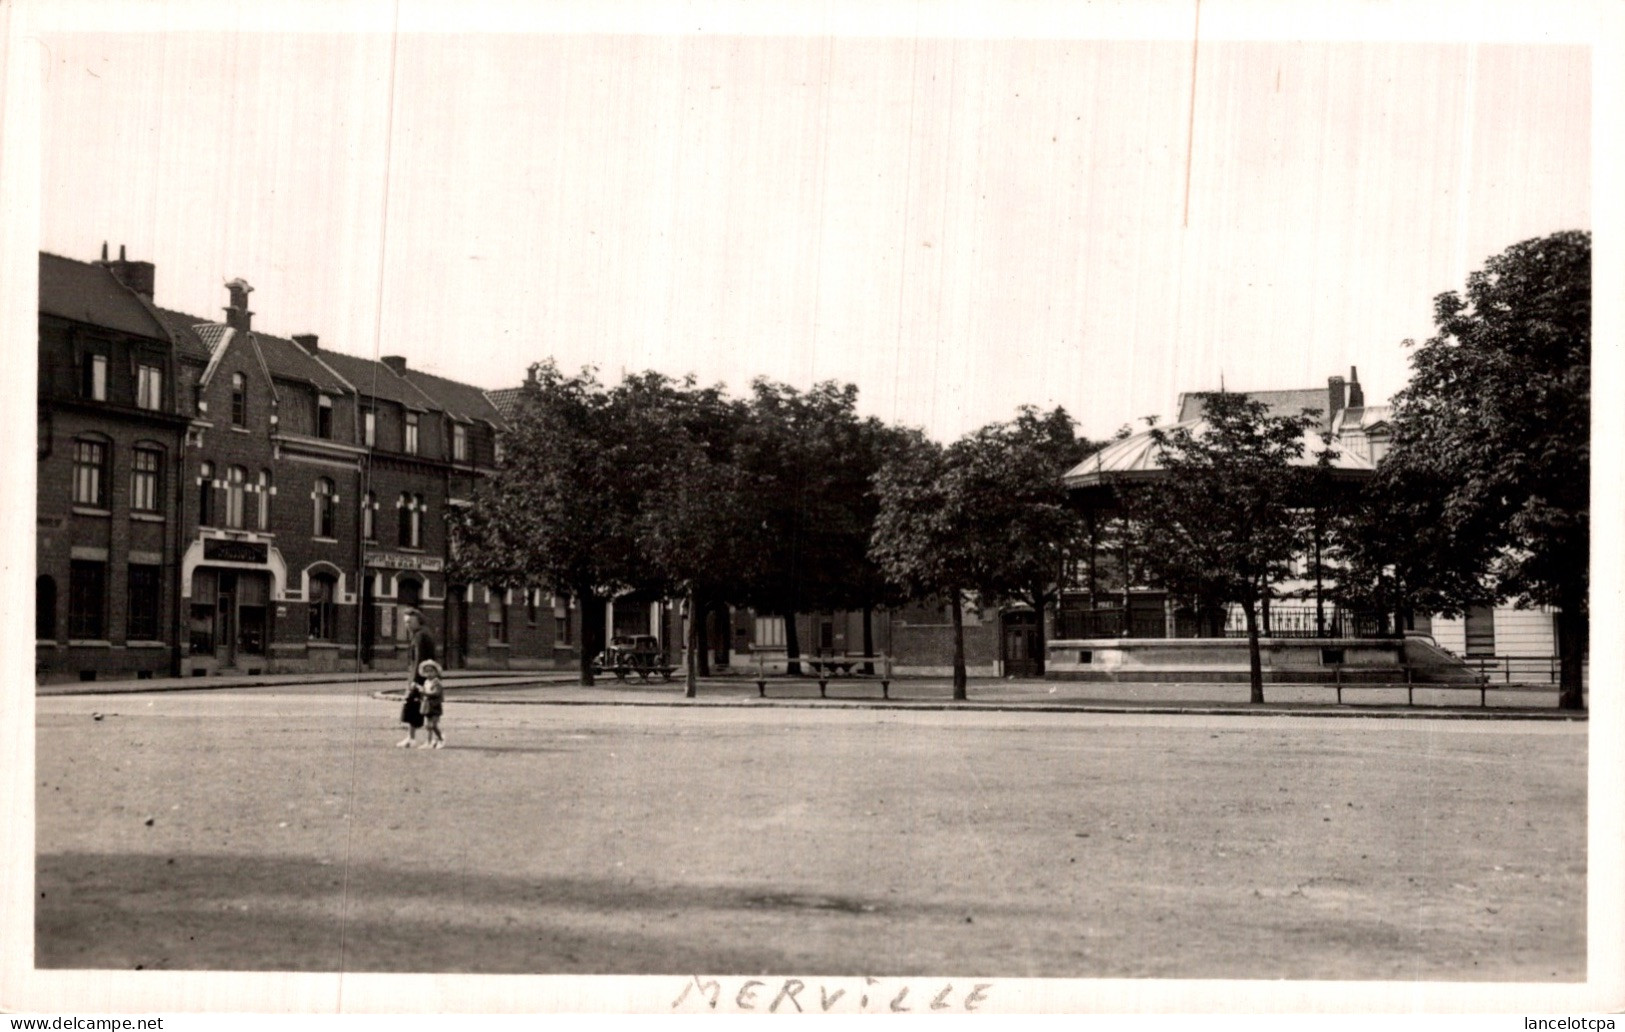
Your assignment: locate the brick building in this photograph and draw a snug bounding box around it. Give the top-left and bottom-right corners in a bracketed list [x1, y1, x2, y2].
[36, 250, 191, 682]
[36, 248, 558, 682]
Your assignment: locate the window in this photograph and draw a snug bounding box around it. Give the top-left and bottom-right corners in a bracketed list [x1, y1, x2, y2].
[364, 408, 376, 448]
[69, 560, 106, 640]
[398, 493, 423, 548]
[231, 372, 247, 426]
[82, 354, 107, 401]
[1464, 606, 1496, 657]
[754, 615, 786, 648]
[313, 478, 337, 538]
[225, 465, 247, 529]
[73, 440, 107, 507]
[127, 564, 161, 640]
[362, 491, 377, 541]
[527, 588, 538, 625]
[554, 595, 574, 645]
[130, 447, 161, 512]
[189, 570, 216, 655]
[308, 574, 337, 640]
[256, 470, 272, 530]
[493, 437, 505, 465]
[452, 423, 468, 462]
[198, 461, 216, 526]
[404, 412, 419, 455]
[488, 588, 508, 643]
[36, 576, 56, 641]
[316, 395, 333, 439]
[137, 364, 163, 410]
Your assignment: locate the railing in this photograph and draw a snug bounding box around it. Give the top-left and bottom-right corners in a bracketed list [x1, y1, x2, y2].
[1460, 654, 1589, 687]
[1054, 609, 1165, 639]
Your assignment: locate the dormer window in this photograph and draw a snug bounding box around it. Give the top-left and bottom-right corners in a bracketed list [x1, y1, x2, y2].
[316, 394, 333, 439]
[404, 412, 419, 455]
[82, 354, 107, 401]
[452, 423, 467, 462]
[136, 363, 163, 410]
[364, 408, 376, 448]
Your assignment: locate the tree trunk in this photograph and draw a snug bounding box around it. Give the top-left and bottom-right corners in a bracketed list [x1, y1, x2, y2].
[684, 586, 699, 699]
[1032, 592, 1047, 677]
[1241, 597, 1264, 704]
[577, 586, 599, 687]
[950, 590, 967, 700]
[861, 604, 875, 675]
[1556, 584, 1587, 710]
[695, 595, 711, 677]
[716, 604, 731, 668]
[784, 609, 802, 676]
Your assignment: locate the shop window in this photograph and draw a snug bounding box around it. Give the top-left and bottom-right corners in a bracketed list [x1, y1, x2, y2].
[73, 439, 108, 508]
[36, 576, 56, 641]
[308, 574, 337, 640]
[68, 560, 105, 640]
[130, 447, 161, 512]
[189, 570, 217, 655]
[127, 564, 161, 640]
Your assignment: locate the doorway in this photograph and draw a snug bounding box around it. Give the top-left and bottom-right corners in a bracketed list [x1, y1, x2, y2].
[1002, 609, 1040, 677]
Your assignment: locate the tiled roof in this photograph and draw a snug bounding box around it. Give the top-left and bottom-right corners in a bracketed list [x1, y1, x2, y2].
[313, 349, 442, 412]
[1177, 388, 1332, 425]
[152, 307, 214, 362]
[39, 252, 168, 340]
[484, 387, 527, 421]
[401, 367, 508, 427]
[1064, 418, 1376, 488]
[252, 332, 353, 394]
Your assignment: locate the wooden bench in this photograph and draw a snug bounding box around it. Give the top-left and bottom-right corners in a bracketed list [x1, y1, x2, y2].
[755, 655, 892, 699]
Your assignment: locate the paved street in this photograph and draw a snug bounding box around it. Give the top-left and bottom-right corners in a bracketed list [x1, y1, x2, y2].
[34, 685, 1586, 980]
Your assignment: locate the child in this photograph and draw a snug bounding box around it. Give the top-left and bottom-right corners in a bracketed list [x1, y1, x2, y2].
[397, 674, 425, 747]
[417, 659, 446, 749]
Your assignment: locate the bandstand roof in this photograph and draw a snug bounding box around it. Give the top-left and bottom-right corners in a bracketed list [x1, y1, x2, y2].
[1064, 418, 1377, 489]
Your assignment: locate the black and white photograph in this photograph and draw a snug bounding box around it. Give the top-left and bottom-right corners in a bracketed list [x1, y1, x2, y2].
[3, 0, 1621, 1020]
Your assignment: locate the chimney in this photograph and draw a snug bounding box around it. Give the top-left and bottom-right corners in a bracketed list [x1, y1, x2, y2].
[293, 333, 319, 353]
[1347, 366, 1364, 408]
[98, 243, 156, 300]
[381, 356, 407, 374]
[1327, 375, 1346, 424]
[224, 278, 254, 331]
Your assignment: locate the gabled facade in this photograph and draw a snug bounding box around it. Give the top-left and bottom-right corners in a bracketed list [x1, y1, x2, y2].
[37, 249, 191, 682]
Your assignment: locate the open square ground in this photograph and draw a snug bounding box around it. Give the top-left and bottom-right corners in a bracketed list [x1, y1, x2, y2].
[34, 688, 1585, 980]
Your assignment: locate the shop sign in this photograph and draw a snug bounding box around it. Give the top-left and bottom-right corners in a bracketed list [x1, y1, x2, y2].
[203, 538, 269, 564]
[369, 551, 444, 572]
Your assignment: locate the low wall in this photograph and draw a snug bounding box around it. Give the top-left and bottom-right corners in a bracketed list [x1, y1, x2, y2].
[1045, 637, 1408, 683]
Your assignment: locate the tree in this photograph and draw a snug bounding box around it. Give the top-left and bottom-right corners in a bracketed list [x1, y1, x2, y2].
[734, 379, 877, 675]
[1376, 230, 1590, 708]
[956, 406, 1089, 675]
[612, 373, 759, 698]
[447, 362, 642, 686]
[1126, 392, 1321, 703]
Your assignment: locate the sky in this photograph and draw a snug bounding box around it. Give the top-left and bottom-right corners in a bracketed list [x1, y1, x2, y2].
[32, 8, 1592, 445]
